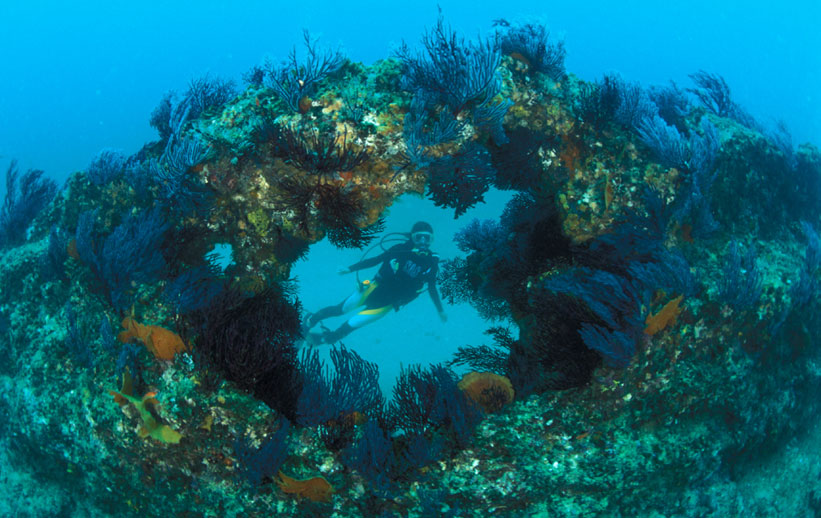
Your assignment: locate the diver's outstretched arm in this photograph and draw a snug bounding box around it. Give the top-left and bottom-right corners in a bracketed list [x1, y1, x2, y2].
[428, 282, 447, 322]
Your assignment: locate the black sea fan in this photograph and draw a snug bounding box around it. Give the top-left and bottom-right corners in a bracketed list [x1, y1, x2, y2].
[426, 143, 496, 217]
[317, 184, 384, 249]
[75, 208, 169, 312]
[576, 74, 621, 128]
[265, 30, 345, 113]
[396, 11, 501, 114]
[279, 178, 381, 249]
[183, 286, 303, 420]
[275, 123, 368, 179]
[389, 363, 482, 447]
[489, 126, 551, 191]
[0, 161, 57, 249]
[277, 176, 317, 236]
[272, 228, 310, 264]
[499, 21, 566, 79]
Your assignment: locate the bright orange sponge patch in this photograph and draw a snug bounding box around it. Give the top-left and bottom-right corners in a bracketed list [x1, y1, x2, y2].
[644, 295, 684, 336]
[276, 472, 334, 503]
[458, 371, 515, 413]
[118, 317, 187, 361]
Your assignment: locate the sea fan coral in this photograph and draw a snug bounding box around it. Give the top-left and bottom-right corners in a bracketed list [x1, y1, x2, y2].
[75, 208, 169, 311]
[499, 21, 566, 79]
[426, 143, 496, 217]
[397, 11, 501, 114]
[182, 287, 303, 420]
[266, 30, 344, 113]
[389, 364, 482, 447]
[233, 419, 290, 486]
[0, 160, 57, 249]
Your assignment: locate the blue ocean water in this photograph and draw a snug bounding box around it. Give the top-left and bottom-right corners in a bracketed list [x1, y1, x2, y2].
[292, 189, 515, 395]
[1, 1, 818, 181]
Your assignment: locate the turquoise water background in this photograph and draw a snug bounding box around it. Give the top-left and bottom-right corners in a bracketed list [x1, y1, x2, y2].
[293, 189, 514, 396]
[1, 0, 819, 180]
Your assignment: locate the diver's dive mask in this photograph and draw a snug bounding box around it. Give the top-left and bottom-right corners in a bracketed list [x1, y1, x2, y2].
[411, 231, 432, 249]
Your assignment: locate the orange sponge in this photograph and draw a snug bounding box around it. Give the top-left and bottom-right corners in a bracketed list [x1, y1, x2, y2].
[276, 472, 334, 503]
[644, 295, 684, 336]
[117, 316, 187, 361]
[458, 371, 515, 413]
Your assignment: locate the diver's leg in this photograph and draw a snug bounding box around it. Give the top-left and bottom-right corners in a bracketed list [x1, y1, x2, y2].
[319, 306, 392, 344]
[306, 289, 362, 329]
[306, 302, 343, 329]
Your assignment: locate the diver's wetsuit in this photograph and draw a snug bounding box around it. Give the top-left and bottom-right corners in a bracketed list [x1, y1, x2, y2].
[307, 240, 444, 344]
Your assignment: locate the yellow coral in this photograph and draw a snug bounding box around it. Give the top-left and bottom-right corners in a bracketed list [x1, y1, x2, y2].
[247, 208, 269, 236]
[109, 379, 182, 444]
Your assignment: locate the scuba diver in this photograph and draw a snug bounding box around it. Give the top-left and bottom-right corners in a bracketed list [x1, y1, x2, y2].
[302, 221, 447, 346]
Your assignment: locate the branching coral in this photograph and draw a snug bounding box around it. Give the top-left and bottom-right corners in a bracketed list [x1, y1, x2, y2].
[148, 135, 214, 218]
[315, 184, 383, 249]
[342, 420, 396, 493]
[448, 326, 515, 374]
[297, 345, 384, 449]
[277, 175, 381, 248]
[717, 241, 763, 311]
[266, 30, 344, 113]
[75, 208, 170, 311]
[275, 122, 369, 180]
[401, 96, 464, 169]
[149, 74, 237, 141]
[389, 363, 482, 447]
[426, 143, 496, 217]
[396, 11, 501, 114]
[184, 74, 238, 119]
[0, 160, 57, 249]
[576, 74, 621, 127]
[687, 70, 758, 129]
[489, 126, 551, 191]
[63, 303, 95, 369]
[182, 286, 303, 420]
[498, 21, 566, 79]
[163, 263, 226, 316]
[86, 149, 126, 186]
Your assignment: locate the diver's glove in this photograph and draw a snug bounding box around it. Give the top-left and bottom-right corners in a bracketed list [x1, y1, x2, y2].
[438, 310, 448, 323]
[337, 267, 351, 275]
